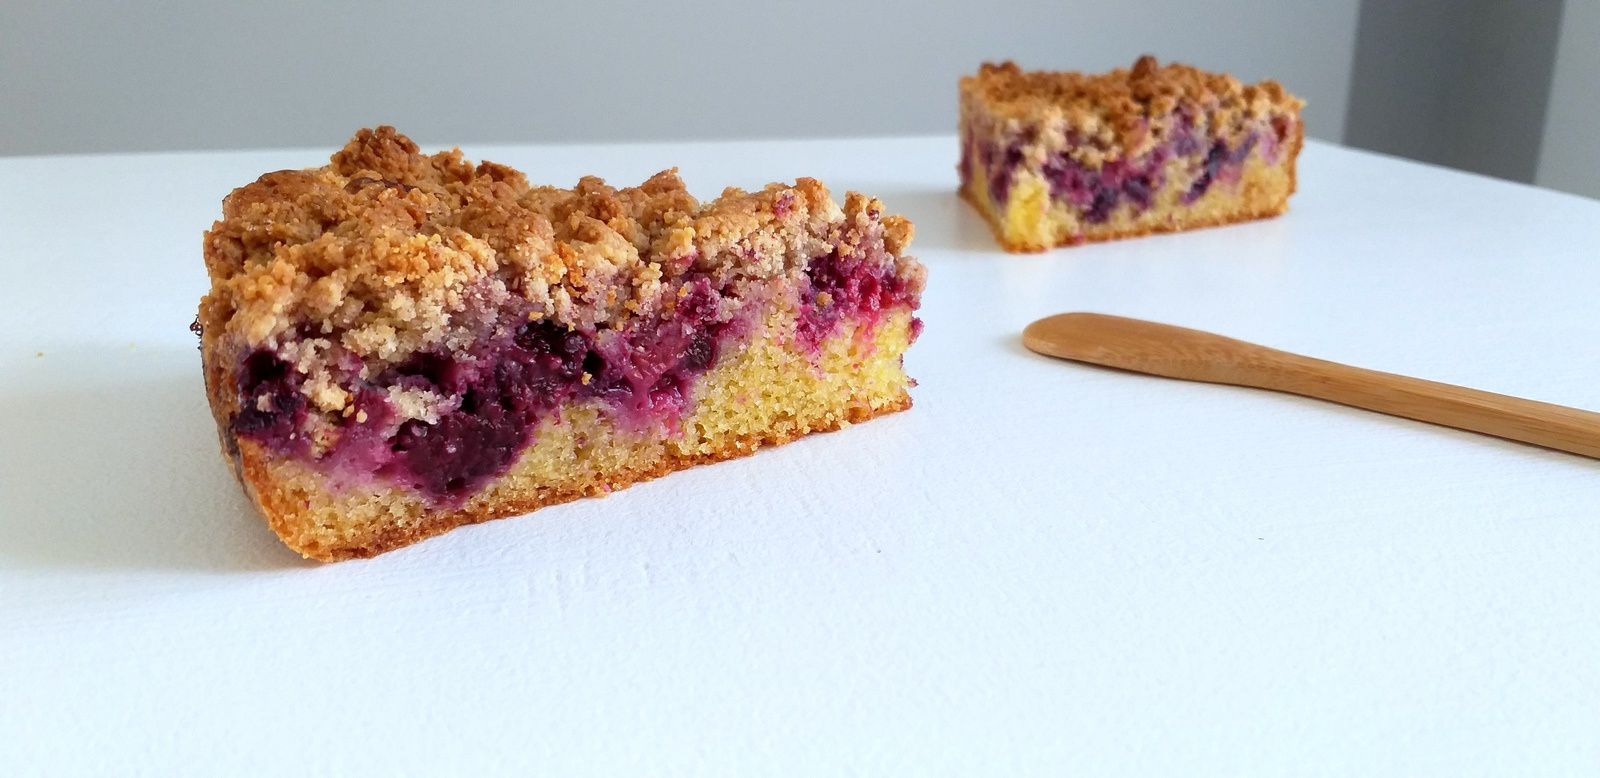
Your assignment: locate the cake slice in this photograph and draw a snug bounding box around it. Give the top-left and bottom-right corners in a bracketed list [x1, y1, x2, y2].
[197, 127, 925, 561]
[959, 56, 1304, 251]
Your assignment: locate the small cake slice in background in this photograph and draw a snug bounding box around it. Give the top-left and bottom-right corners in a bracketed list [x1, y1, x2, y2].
[198, 127, 924, 560]
[959, 55, 1304, 252]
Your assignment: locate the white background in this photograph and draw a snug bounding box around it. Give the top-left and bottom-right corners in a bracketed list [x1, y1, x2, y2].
[4, 135, 1600, 774]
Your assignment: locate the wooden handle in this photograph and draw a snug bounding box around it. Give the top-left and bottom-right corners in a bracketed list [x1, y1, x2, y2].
[1023, 312, 1600, 459]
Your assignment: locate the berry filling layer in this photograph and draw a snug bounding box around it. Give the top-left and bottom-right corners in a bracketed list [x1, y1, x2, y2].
[961, 114, 1294, 222]
[229, 248, 920, 505]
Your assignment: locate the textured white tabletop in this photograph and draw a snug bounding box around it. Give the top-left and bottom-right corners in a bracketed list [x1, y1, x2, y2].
[3, 136, 1600, 775]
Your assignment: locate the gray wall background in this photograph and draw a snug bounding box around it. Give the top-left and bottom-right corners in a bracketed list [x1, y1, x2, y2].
[2, 1, 1360, 154]
[1343, 0, 1566, 185]
[2, 1, 1594, 200]
[1341, 0, 1597, 200]
[1538, 0, 1600, 198]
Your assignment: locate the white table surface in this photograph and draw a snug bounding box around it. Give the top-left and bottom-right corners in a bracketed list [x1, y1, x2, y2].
[3, 135, 1600, 776]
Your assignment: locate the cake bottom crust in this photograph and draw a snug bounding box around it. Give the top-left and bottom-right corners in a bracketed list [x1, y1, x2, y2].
[233, 308, 917, 561]
[960, 185, 1290, 253]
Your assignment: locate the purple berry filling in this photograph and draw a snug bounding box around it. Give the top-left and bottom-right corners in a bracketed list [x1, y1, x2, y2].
[229, 254, 917, 504]
[986, 141, 1024, 205]
[231, 351, 307, 454]
[379, 320, 586, 497]
[975, 123, 1270, 222]
[1183, 135, 1257, 204]
[1041, 152, 1167, 225]
[796, 232, 922, 352]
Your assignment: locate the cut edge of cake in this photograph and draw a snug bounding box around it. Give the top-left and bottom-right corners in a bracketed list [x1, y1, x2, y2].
[197, 127, 925, 561]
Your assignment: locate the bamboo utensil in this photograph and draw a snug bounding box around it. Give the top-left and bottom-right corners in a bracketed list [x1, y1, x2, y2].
[1023, 312, 1600, 459]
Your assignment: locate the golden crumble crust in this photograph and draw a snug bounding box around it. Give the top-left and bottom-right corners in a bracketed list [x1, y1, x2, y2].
[963, 55, 1302, 123]
[961, 56, 1303, 157]
[200, 126, 915, 360]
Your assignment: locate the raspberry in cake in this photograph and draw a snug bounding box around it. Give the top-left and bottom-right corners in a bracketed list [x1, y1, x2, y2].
[198, 127, 925, 560]
[959, 56, 1304, 252]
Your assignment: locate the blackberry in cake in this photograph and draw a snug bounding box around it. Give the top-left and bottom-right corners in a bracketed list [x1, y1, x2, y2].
[197, 127, 925, 560]
[959, 56, 1304, 252]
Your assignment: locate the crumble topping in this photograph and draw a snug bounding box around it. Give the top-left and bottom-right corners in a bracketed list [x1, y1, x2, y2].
[200, 127, 917, 351]
[200, 127, 923, 423]
[964, 55, 1301, 127]
[961, 56, 1303, 162]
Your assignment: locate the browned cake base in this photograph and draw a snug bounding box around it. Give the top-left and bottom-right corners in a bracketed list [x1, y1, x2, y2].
[243, 400, 907, 560]
[959, 187, 1291, 251]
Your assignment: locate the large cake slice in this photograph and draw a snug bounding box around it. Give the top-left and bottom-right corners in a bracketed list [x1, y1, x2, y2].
[959, 56, 1304, 251]
[198, 127, 925, 560]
